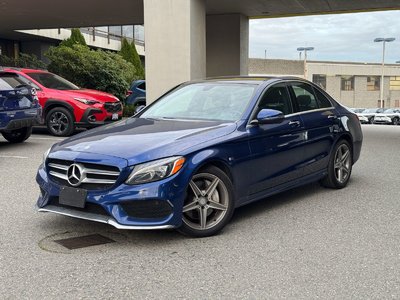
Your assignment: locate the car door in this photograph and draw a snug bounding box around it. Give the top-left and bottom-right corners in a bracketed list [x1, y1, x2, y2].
[244, 82, 307, 198]
[288, 81, 339, 176]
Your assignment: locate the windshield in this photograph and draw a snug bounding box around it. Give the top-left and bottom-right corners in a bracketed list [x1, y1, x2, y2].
[27, 72, 79, 90]
[141, 83, 257, 122]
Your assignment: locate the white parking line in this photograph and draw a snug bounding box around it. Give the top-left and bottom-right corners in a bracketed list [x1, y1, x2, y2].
[0, 155, 29, 159]
[31, 137, 64, 141]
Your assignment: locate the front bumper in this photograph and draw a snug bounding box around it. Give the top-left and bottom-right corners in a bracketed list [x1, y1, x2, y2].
[75, 108, 123, 128]
[36, 158, 190, 229]
[36, 204, 174, 230]
[373, 117, 392, 124]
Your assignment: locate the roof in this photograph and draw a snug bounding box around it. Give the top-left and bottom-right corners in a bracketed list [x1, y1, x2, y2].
[203, 75, 305, 83]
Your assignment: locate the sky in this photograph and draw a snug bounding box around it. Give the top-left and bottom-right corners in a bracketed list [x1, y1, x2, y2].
[249, 10, 400, 63]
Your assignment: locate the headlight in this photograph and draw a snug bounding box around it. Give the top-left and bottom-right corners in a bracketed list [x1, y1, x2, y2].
[43, 147, 51, 163]
[125, 156, 185, 185]
[74, 97, 100, 105]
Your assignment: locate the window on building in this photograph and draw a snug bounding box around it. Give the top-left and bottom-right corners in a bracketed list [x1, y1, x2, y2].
[341, 76, 354, 91]
[367, 76, 380, 91]
[390, 77, 400, 91]
[312, 74, 327, 90]
[395, 100, 400, 107]
[109, 26, 122, 37]
[122, 25, 134, 39]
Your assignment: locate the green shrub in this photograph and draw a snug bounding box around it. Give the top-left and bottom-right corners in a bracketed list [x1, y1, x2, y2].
[46, 44, 138, 101]
[0, 53, 46, 69]
[123, 104, 137, 117]
[119, 38, 145, 79]
[60, 28, 87, 47]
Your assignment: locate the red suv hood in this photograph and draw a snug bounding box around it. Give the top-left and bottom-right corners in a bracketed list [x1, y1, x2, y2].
[55, 89, 119, 103]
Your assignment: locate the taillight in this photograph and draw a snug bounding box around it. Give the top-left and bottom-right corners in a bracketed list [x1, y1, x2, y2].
[126, 90, 133, 97]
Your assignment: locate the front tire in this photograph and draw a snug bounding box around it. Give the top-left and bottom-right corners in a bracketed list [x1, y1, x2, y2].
[46, 107, 75, 137]
[369, 117, 374, 124]
[178, 166, 235, 237]
[393, 117, 399, 125]
[1, 126, 32, 143]
[321, 140, 353, 189]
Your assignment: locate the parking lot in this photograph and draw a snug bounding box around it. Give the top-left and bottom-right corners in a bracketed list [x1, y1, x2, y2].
[0, 125, 399, 299]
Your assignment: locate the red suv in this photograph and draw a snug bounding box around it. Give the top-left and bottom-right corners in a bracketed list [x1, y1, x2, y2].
[3, 68, 123, 136]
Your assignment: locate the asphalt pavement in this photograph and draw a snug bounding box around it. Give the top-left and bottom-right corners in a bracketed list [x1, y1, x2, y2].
[0, 125, 399, 299]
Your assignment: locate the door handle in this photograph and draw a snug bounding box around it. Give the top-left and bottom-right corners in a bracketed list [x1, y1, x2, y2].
[328, 115, 337, 119]
[288, 120, 301, 127]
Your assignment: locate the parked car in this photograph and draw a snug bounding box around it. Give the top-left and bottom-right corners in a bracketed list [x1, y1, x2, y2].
[3, 68, 123, 136]
[36, 76, 363, 237]
[125, 80, 146, 106]
[373, 108, 400, 125]
[359, 108, 384, 124]
[0, 72, 42, 143]
[348, 108, 369, 124]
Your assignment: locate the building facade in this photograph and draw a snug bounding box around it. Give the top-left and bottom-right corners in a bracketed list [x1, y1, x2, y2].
[249, 58, 400, 108]
[0, 25, 145, 64]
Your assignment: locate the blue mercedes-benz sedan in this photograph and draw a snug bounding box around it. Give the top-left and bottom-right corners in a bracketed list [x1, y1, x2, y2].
[36, 77, 363, 237]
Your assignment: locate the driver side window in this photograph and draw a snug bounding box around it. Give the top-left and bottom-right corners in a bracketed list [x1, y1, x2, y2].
[258, 84, 293, 115]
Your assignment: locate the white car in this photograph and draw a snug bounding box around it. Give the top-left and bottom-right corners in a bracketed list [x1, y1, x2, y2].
[373, 108, 400, 125]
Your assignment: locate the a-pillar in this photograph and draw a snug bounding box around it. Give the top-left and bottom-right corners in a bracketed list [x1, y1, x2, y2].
[144, 0, 206, 103]
[206, 14, 249, 77]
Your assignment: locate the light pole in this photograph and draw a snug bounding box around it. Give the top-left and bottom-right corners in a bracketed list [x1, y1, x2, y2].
[264, 49, 267, 60]
[374, 37, 395, 108]
[297, 47, 314, 79]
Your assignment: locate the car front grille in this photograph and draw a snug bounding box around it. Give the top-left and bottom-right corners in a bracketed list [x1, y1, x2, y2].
[104, 102, 122, 113]
[47, 159, 120, 190]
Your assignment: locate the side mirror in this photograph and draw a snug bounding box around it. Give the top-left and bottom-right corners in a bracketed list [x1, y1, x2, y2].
[134, 105, 146, 115]
[251, 109, 284, 125]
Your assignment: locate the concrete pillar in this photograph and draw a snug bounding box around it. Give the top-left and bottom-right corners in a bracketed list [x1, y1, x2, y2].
[206, 14, 249, 77]
[143, 0, 206, 103]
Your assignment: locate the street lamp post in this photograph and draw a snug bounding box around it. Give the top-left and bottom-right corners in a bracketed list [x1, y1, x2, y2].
[297, 47, 314, 79]
[374, 37, 395, 108]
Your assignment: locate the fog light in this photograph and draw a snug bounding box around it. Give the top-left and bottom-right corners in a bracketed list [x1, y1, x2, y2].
[88, 115, 96, 122]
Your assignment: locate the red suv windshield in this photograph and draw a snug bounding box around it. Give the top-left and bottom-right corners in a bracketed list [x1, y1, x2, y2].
[27, 72, 79, 90]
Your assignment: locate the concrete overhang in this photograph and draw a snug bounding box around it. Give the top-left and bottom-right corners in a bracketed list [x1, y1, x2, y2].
[1, 0, 400, 34]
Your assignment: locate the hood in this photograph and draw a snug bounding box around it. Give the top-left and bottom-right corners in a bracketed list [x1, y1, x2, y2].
[52, 118, 237, 166]
[55, 89, 119, 103]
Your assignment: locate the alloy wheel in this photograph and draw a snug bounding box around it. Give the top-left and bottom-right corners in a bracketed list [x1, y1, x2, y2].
[334, 144, 351, 184]
[49, 111, 69, 134]
[182, 172, 229, 231]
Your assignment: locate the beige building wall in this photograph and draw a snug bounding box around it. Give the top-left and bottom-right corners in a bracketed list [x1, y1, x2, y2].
[249, 58, 400, 108]
[144, 0, 206, 102]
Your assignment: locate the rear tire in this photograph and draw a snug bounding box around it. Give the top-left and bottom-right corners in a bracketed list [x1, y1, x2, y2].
[321, 140, 353, 189]
[1, 126, 32, 143]
[178, 166, 235, 237]
[46, 107, 75, 137]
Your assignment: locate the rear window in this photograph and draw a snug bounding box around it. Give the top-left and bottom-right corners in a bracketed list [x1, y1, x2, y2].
[0, 73, 36, 90]
[314, 88, 333, 108]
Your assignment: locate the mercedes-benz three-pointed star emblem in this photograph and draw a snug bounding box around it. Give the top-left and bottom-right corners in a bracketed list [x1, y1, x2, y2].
[67, 163, 84, 187]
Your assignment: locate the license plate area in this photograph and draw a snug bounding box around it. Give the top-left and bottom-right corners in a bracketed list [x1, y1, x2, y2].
[59, 186, 87, 208]
[112, 113, 118, 120]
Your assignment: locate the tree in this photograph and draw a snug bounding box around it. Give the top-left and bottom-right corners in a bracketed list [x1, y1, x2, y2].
[46, 44, 138, 100]
[119, 38, 145, 79]
[60, 28, 87, 47]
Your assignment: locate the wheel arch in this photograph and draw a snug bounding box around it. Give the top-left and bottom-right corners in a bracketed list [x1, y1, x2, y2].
[43, 100, 75, 120]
